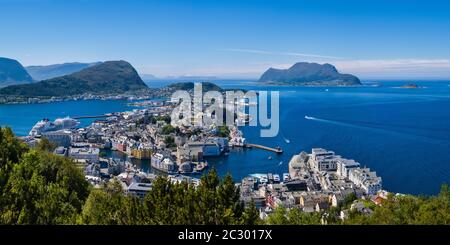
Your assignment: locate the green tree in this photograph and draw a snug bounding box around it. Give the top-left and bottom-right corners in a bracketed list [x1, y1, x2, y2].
[286, 208, 321, 225]
[266, 206, 288, 225]
[217, 173, 243, 224]
[81, 180, 146, 225]
[161, 124, 175, 135]
[217, 126, 230, 138]
[36, 137, 57, 152]
[0, 127, 29, 199]
[240, 201, 261, 225]
[164, 136, 176, 148]
[0, 150, 89, 224]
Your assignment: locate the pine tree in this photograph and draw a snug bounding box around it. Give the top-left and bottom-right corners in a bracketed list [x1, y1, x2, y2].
[240, 201, 260, 225]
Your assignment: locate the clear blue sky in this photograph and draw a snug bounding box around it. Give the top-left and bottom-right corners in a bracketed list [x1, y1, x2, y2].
[1, 0, 450, 79]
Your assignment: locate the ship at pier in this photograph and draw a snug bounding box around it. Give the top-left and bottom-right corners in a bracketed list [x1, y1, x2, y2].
[29, 117, 80, 136]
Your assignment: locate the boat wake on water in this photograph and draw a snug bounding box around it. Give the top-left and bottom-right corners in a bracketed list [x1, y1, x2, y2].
[280, 131, 291, 144]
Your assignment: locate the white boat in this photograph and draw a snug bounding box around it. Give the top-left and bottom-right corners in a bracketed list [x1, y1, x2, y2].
[29, 117, 79, 136]
[250, 173, 268, 184]
[273, 174, 280, 183]
[250, 173, 266, 178]
[304, 116, 315, 120]
[268, 156, 273, 160]
[283, 173, 290, 182]
[260, 176, 268, 184]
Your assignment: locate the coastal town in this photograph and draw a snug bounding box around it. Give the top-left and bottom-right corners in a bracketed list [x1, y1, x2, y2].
[19, 95, 386, 222]
[0, 88, 172, 104]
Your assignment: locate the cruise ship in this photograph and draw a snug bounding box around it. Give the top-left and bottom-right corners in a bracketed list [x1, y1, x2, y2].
[29, 117, 80, 136]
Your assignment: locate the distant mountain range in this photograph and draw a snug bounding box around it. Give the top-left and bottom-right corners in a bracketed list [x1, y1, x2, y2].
[0, 60, 148, 97]
[26, 62, 101, 80]
[140, 74, 158, 80]
[258, 62, 361, 85]
[1, 57, 362, 98]
[0, 57, 34, 87]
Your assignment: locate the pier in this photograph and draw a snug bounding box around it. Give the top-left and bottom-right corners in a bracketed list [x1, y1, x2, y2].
[244, 143, 283, 154]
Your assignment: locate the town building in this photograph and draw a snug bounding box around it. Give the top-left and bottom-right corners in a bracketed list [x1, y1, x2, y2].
[127, 182, 152, 198]
[69, 147, 100, 164]
[349, 167, 382, 195]
[41, 130, 72, 147]
[337, 158, 361, 178]
[310, 148, 338, 171]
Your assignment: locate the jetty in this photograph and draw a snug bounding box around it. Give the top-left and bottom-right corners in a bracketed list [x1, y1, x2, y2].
[244, 143, 283, 154]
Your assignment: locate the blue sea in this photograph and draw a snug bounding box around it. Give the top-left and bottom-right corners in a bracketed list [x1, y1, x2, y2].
[1, 80, 450, 195]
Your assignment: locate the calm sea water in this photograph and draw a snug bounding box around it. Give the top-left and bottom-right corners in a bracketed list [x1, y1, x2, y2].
[1, 80, 450, 195]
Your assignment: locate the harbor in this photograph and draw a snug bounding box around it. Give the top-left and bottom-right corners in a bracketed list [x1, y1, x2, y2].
[4, 80, 450, 195]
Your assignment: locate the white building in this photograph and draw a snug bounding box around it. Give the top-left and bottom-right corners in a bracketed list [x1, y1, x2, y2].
[336, 158, 361, 178]
[69, 147, 100, 163]
[41, 130, 72, 147]
[349, 168, 382, 195]
[127, 182, 152, 198]
[310, 148, 338, 171]
[151, 153, 164, 166]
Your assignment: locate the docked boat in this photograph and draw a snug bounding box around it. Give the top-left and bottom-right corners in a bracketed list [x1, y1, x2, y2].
[259, 176, 268, 185]
[193, 161, 208, 172]
[29, 117, 79, 136]
[273, 174, 280, 183]
[267, 173, 274, 183]
[283, 173, 290, 182]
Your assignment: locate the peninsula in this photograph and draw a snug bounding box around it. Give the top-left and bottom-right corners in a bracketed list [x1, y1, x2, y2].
[0, 60, 152, 103]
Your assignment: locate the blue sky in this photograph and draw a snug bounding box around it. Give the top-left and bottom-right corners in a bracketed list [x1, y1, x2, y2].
[1, 0, 450, 79]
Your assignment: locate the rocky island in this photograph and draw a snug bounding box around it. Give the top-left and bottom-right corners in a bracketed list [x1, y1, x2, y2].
[258, 62, 361, 86]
